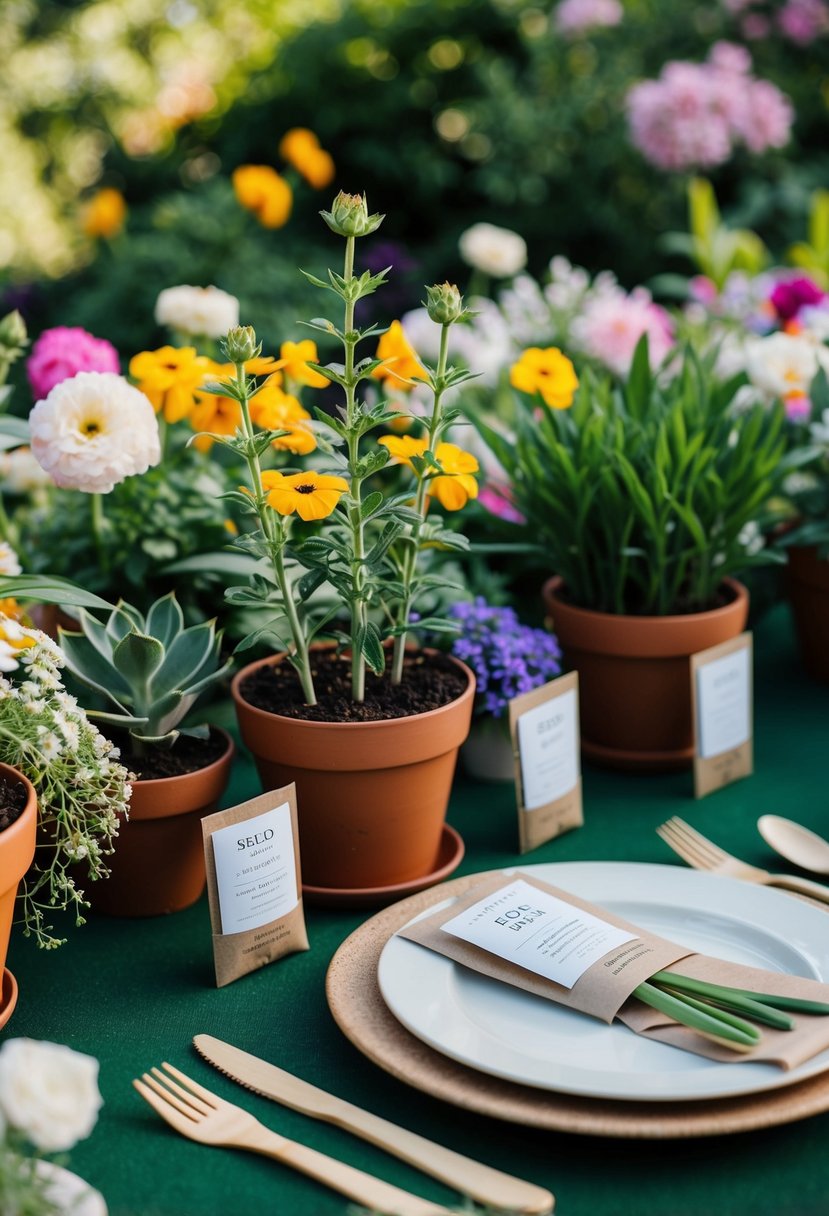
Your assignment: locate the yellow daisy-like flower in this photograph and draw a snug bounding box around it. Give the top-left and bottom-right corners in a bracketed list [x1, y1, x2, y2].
[262, 469, 349, 522]
[430, 443, 479, 512]
[270, 340, 330, 389]
[278, 129, 336, 189]
[129, 346, 213, 423]
[250, 382, 317, 455]
[190, 385, 242, 452]
[232, 165, 293, 229]
[510, 347, 579, 410]
[372, 322, 426, 390]
[378, 434, 428, 467]
[82, 188, 127, 239]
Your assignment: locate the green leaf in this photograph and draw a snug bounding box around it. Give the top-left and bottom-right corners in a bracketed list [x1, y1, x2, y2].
[57, 630, 133, 705]
[624, 334, 652, 419]
[358, 621, 385, 675]
[112, 631, 166, 697]
[0, 575, 113, 612]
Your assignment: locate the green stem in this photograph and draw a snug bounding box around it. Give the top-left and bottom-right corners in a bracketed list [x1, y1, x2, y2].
[0, 492, 18, 554]
[391, 322, 450, 684]
[90, 493, 109, 572]
[342, 235, 367, 702]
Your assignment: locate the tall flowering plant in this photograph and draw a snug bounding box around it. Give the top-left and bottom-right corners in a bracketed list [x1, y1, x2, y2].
[202, 192, 479, 705]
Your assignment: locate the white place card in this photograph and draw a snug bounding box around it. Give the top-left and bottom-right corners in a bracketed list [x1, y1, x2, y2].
[441, 877, 636, 990]
[509, 671, 583, 853]
[211, 802, 299, 935]
[691, 632, 753, 798]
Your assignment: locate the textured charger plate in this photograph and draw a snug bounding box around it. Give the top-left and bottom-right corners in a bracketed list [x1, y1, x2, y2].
[325, 871, 829, 1138]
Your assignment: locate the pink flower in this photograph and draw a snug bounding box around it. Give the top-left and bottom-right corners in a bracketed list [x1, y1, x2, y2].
[769, 276, 825, 322]
[27, 327, 120, 400]
[571, 287, 674, 376]
[478, 482, 526, 526]
[784, 394, 812, 423]
[554, 0, 623, 34]
[778, 0, 829, 43]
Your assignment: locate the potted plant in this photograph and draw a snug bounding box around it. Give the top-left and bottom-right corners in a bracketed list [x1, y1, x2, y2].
[448, 598, 562, 782]
[0, 581, 234, 915]
[206, 192, 476, 894]
[473, 339, 786, 770]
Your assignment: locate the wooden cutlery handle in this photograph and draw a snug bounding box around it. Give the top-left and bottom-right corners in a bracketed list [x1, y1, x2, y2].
[770, 874, 829, 906]
[245, 1124, 455, 1215]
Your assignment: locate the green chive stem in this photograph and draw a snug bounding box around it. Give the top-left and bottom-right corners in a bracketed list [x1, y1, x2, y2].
[653, 972, 794, 1031]
[634, 980, 761, 1051]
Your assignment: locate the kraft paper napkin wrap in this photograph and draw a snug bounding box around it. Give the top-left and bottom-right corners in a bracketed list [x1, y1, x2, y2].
[398, 872, 829, 1069]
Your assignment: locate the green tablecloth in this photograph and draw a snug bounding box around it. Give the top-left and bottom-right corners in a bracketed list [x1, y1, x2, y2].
[5, 603, 829, 1216]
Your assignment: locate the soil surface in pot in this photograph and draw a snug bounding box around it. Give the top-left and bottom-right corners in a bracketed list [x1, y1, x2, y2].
[241, 650, 467, 723]
[115, 729, 227, 781]
[0, 776, 27, 832]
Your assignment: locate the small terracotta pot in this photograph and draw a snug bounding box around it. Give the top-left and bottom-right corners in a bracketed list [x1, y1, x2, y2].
[0, 764, 37, 983]
[29, 604, 81, 640]
[231, 654, 475, 891]
[542, 577, 749, 772]
[462, 717, 515, 783]
[87, 729, 235, 917]
[787, 546, 829, 684]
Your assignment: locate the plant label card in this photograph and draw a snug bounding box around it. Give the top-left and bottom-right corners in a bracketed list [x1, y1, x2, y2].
[691, 632, 753, 799]
[509, 671, 583, 854]
[202, 785, 309, 988]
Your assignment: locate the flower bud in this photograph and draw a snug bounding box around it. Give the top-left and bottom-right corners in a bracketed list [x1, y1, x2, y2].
[425, 283, 465, 325]
[223, 325, 260, 364]
[320, 191, 384, 239]
[0, 310, 27, 352]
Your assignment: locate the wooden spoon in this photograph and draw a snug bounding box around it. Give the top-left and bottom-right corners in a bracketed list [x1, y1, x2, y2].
[757, 815, 829, 876]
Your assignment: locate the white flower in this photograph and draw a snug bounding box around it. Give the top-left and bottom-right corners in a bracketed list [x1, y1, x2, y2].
[458, 223, 527, 278]
[0, 541, 21, 576]
[745, 332, 829, 402]
[738, 521, 764, 556]
[0, 446, 53, 493]
[29, 372, 161, 494]
[0, 1038, 103, 1152]
[55, 713, 80, 751]
[38, 730, 63, 760]
[154, 284, 240, 339]
[0, 639, 22, 673]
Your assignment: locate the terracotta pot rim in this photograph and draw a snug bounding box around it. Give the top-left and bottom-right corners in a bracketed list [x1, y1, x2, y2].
[128, 727, 235, 794]
[0, 762, 37, 851]
[543, 575, 747, 627]
[230, 650, 475, 732]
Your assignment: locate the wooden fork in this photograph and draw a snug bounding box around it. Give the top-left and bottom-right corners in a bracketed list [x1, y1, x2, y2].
[134, 1063, 456, 1216]
[656, 817, 829, 907]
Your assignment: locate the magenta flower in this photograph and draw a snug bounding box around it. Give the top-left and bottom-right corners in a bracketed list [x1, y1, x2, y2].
[27, 326, 120, 401]
[769, 276, 825, 322]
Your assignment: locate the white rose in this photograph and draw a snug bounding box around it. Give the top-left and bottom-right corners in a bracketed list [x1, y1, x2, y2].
[0, 1038, 103, 1152]
[745, 332, 828, 401]
[155, 285, 240, 339]
[458, 222, 527, 278]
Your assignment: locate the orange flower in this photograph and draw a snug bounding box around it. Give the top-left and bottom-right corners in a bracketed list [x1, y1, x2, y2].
[429, 443, 479, 511]
[129, 346, 212, 423]
[82, 188, 127, 239]
[279, 129, 335, 189]
[250, 382, 317, 455]
[262, 469, 349, 521]
[372, 322, 426, 390]
[510, 347, 579, 410]
[232, 165, 293, 229]
[378, 434, 428, 467]
[271, 340, 330, 388]
[190, 386, 242, 451]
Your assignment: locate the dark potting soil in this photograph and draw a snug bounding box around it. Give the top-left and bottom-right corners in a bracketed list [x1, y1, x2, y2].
[240, 650, 468, 723]
[117, 730, 227, 781]
[0, 775, 27, 832]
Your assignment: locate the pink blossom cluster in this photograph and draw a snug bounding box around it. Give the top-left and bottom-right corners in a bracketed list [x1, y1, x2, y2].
[626, 42, 794, 172]
[723, 0, 829, 44]
[27, 326, 120, 401]
[570, 285, 675, 376]
[554, 0, 623, 34]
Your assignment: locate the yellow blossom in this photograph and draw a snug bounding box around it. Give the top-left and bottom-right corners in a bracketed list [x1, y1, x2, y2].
[262, 469, 349, 522]
[82, 188, 127, 239]
[378, 434, 428, 467]
[510, 347, 579, 410]
[232, 165, 293, 229]
[430, 443, 479, 511]
[279, 129, 336, 189]
[372, 322, 426, 390]
[271, 340, 330, 389]
[129, 346, 212, 424]
[190, 385, 242, 452]
[250, 382, 317, 455]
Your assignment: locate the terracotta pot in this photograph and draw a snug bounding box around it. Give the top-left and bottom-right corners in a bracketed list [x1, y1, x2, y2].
[87, 729, 234, 917]
[787, 546, 829, 683]
[30, 604, 81, 640]
[462, 716, 515, 783]
[542, 577, 749, 772]
[0, 764, 37, 991]
[231, 654, 475, 890]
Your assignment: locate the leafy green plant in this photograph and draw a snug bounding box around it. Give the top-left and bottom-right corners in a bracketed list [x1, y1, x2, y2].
[473, 338, 788, 616]
[663, 178, 769, 292]
[788, 189, 829, 289]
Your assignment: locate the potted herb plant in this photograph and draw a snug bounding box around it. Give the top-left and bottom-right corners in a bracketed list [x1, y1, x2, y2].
[0, 581, 234, 915]
[209, 193, 476, 895]
[449, 599, 562, 782]
[474, 339, 786, 770]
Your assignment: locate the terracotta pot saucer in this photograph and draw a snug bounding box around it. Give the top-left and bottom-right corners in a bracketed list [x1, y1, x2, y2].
[302, 824, 465, 909]
[0, 968, 19, 1031]
[582, 737, 694, 773]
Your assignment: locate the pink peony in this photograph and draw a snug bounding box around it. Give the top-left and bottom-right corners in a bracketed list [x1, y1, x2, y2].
[27, 326, 120, 400]
[571, 288, 674, 377]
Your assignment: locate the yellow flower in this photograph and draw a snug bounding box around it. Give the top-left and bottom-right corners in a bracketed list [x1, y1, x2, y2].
[250, 382, 317, 455]
[372, 321, 426, 390]
[262, 469, 349, 521]
[279, 128, 319, 163]
[378, 434, 428, 467]
[82, 188, 127, 239]
[301, 149, 336, 190]
[190, 385, 242, 452]
[232, 165, 293, 229]
[129, 346, 212, 423]
[271, 340, 330, 389]
[430, 443, 479, 511]
[510, 347, 579, 410]
[278, 129, 336, 189]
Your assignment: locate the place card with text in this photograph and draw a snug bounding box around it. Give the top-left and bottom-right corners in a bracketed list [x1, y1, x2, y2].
[690, 632, 753, 798]
[509, 670, 583, 853]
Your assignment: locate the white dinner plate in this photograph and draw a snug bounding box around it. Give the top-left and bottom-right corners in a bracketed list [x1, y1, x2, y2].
[377, 862, 829, 1102]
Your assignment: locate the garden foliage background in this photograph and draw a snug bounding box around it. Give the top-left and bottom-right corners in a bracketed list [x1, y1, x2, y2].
[1, 0, 827, 357]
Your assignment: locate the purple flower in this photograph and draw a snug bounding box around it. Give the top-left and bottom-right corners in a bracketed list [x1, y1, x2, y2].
[27, 326, 120, 401]
[769, 276, 825, 322]
[450, 599, 562, 718]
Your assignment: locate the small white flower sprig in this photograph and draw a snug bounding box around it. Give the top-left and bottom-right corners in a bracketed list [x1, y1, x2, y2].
[0, 617, 129, 948]
[198, 192, 478, 705]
